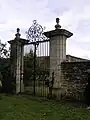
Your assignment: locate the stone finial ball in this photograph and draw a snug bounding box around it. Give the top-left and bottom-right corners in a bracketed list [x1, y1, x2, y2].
[56, 18, 59, 24]
[17, 28, 20, 33]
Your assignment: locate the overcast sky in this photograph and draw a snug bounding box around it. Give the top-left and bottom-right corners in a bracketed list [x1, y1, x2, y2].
[0, 0, 90, 59]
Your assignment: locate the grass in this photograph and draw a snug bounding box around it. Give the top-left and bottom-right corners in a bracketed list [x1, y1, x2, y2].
[0, 94, 90, 120]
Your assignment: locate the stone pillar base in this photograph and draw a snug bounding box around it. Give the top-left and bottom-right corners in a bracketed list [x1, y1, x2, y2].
[51, 87, 67, 100]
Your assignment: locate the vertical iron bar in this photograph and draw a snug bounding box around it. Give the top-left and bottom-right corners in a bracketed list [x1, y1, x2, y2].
[44, 42, 47, 96]
[33, 43, 36, 95]
[39, 44, 41, 96]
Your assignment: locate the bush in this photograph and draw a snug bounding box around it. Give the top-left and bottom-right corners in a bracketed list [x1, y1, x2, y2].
[0, 72, 3, 92]
[0, 72, 3, 82]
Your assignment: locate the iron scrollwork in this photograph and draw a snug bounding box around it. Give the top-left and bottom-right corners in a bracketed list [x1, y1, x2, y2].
[26, 20, 46, 42]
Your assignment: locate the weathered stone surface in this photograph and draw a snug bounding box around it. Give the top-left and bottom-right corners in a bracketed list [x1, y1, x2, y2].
[44, 18, 73, 99]
[8, 28, 29, 94]
[61, 61, 90, 100]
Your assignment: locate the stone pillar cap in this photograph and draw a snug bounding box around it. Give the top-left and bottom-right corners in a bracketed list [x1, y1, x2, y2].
[44, 18, 73, 38]
[8, 28, 29, 45]
[44, 29, 73, 38]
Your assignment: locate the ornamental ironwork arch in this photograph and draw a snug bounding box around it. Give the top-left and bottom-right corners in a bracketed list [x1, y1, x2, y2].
[25, 20, 49, 95]
[26, 20, 48, 43]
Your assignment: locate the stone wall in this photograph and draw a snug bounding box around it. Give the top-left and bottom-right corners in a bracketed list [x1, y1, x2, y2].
[36, 55, 89, 70]
[61, 61, 90, 100]
[37, 56, 50, 70]
[66, 55, 89, 62]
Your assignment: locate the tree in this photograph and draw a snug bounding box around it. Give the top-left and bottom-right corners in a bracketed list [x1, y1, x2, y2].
[0, 40, 11, 93]
[0, 41, 10, 58]
[24, 49, 34, 85]
[24, 49, 49, 86]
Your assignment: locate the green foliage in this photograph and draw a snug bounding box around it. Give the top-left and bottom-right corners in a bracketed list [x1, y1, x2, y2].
[0, 41, 10, 58]
[0, 72, 3, 82]
[0, 41, 10, 83]
[24, 49, 49, 86]
[0, 40, 11, 93]
[0, 72, 3, 89]
[0, 58, 12, 93]
[24, 49, 34, 85]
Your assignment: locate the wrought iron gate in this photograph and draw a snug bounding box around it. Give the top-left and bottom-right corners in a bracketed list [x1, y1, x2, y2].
[24, 20, 51, 97]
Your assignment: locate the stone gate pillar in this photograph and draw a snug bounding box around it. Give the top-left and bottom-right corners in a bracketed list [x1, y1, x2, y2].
[8, 28, 29, 94]
[44, 18, 73, 99]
